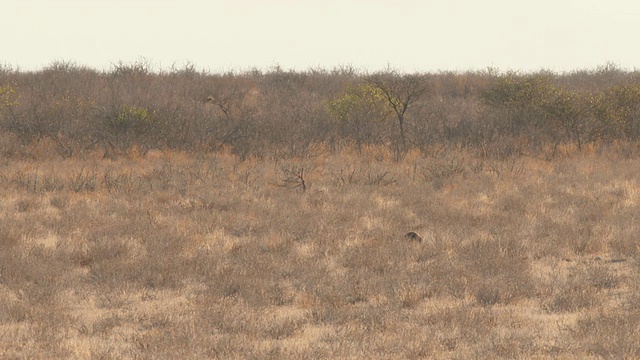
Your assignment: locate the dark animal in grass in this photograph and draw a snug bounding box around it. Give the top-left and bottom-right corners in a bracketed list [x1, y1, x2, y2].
[404, 232, 423, 242]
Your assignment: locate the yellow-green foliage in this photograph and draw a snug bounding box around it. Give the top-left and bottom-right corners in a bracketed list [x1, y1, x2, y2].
[106, 105, 157, 140]
[326, 83, 397, 124]
[541, 88, 586, 132]
[590, 84, 640, 140]
[480, 72, 558, 116]
[481, 73, 640, 144]
[481, 73, 587, 134]
[0, 84, 17, 115]
[117, 105, 155, 126]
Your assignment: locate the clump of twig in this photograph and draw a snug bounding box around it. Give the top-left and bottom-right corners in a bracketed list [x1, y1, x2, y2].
[274, 164, 308, 192]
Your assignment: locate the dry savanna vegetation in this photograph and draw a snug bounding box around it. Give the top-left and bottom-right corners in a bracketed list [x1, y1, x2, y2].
[1, 61, 640, 358]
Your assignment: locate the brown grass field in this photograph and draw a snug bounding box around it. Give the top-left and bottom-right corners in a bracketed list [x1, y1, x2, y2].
[2, 64, 640, 358]
[1, 142, 639, 359]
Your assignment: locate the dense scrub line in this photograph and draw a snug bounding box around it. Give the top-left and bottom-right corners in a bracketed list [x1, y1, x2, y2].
[1, 61, 640, 160]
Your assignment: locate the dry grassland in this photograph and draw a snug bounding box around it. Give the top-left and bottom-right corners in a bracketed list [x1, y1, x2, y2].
[1, 146, 639, 359]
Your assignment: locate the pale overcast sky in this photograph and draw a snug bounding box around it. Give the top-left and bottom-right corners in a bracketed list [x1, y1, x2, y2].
[5, 0, 640, 73]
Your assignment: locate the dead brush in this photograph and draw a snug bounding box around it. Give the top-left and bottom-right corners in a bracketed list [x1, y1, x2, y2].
[273, 163, 310, 192]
